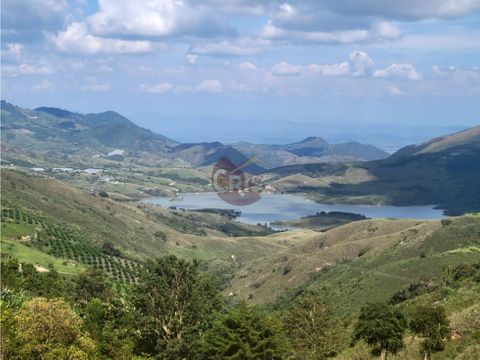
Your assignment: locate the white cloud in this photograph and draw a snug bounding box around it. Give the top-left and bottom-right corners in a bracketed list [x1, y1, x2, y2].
[195, 79, 223, 93]
[139, 82, 174, 94]
[6, 43, 23, 55]
[306, 51, 372, 77]
[373, 21, 401, 40]
[374, 63, 421, 80]
[430, 65, 480, 87]
[186, 54, 198, 64]
[271, 62, 302, 76]
[386, 84, 403, 95]
[32, 79, 54, 91]
[1, 0, 67, 42]
[329, 0, 480, 20]
[239, 62, 257, 71]
[201, 0, 267, 15]
[86, 0, 232, 39]
[307, 62, 350, 77]
[82, 82, 112, 92]
[3, 63, 55, 76]
[261, 20, 400, 44]
[53, 22, 153, 55]
[348, 50, 374, 76]
[189, 38, 270, 57]
[371, 33, 480, 52]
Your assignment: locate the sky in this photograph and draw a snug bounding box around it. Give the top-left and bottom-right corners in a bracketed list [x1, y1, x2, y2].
[1, 0, 480, 146]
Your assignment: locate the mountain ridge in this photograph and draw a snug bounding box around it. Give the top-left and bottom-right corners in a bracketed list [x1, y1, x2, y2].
[2, 100, 389, 170]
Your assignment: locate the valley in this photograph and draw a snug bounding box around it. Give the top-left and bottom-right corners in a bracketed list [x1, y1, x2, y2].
[1, 101, 479, 359]
[2, 3, 479, 358]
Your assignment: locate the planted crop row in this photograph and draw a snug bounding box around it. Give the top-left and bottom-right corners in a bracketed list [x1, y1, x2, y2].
[1, 208, 139, 283]
[1, 208, 42, 225]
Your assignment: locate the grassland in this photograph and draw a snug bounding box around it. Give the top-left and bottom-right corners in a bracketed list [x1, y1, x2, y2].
[1, 238, 86, 275]
[225, 216, 480, 307]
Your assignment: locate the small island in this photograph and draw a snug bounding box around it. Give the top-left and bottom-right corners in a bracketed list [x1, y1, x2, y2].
[271, 211, 368, 231]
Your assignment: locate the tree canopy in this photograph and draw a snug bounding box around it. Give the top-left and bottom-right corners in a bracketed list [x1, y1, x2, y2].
[200, 301, 288, 360]
[133, 255, 223, 358]
[352, 303, 407, 360]
[410, 305, 451, 359]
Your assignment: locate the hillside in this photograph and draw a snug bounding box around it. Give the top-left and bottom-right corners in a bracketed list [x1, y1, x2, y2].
[337, 261, 480, 359]
[265, 125, 480, 215]
[2, 170, 479, 359]
[170, 142, 266, 174]
[391, 125, 480, 158]
[0, 169, 287, 268]
[226, 215, 480, 308]
[1, 101, 177, 167]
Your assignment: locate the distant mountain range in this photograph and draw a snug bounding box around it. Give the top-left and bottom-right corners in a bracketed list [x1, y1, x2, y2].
[233, 137, 388, 168]
[1, 101, 388, 170]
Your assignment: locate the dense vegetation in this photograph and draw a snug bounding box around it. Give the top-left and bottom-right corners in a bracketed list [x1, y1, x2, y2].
[2, 253, 479, 359]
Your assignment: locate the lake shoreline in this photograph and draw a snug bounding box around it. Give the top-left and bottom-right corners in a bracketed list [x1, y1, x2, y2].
[145, 192, 445, 226]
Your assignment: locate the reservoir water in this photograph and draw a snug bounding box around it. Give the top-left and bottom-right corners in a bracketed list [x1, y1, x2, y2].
[146, 192, 444, 226]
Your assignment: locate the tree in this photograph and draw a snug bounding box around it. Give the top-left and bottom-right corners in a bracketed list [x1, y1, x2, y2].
[200, 302, 288, 360]
[21, 264, 67, 298]
[409, 305, 451, 360]
[283, 294, 345, 359]
[351, 303, 407, 360]
[133, 255, 223, 358]
[1, 256, 21, 289]
[83, 297, 137, 360]
[72, 268, 112, 307]
[14, 298, 96, 359]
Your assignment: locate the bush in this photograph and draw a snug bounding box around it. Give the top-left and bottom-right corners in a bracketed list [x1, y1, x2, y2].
[200, 302, 287, 359]
[13, 298, 96, 359]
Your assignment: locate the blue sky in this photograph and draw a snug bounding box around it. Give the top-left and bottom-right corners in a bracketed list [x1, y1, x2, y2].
[1, 0, 480, 145]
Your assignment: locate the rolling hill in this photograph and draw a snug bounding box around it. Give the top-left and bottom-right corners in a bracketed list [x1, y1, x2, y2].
[227, 215, 480, 306]
[169, 142, 266, 174]
[0, 169, 289, 266]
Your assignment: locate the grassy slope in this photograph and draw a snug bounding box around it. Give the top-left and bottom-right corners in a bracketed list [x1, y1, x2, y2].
[1, 238, 86, 275]
[336, 272, 480, 359]
[0, 169, 288, 266]
[226, 216, 480, 307]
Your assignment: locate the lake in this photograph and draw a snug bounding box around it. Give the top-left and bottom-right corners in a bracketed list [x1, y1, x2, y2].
[146, 192, 444, 226]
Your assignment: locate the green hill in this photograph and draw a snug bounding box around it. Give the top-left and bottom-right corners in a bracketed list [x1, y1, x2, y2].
[225, 216, 480, 305]
[1, 101, 177, 167]
[0, 169, 288, 267]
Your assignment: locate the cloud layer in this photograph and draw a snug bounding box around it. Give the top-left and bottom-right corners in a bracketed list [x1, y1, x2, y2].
[1, 0, 479, 127]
